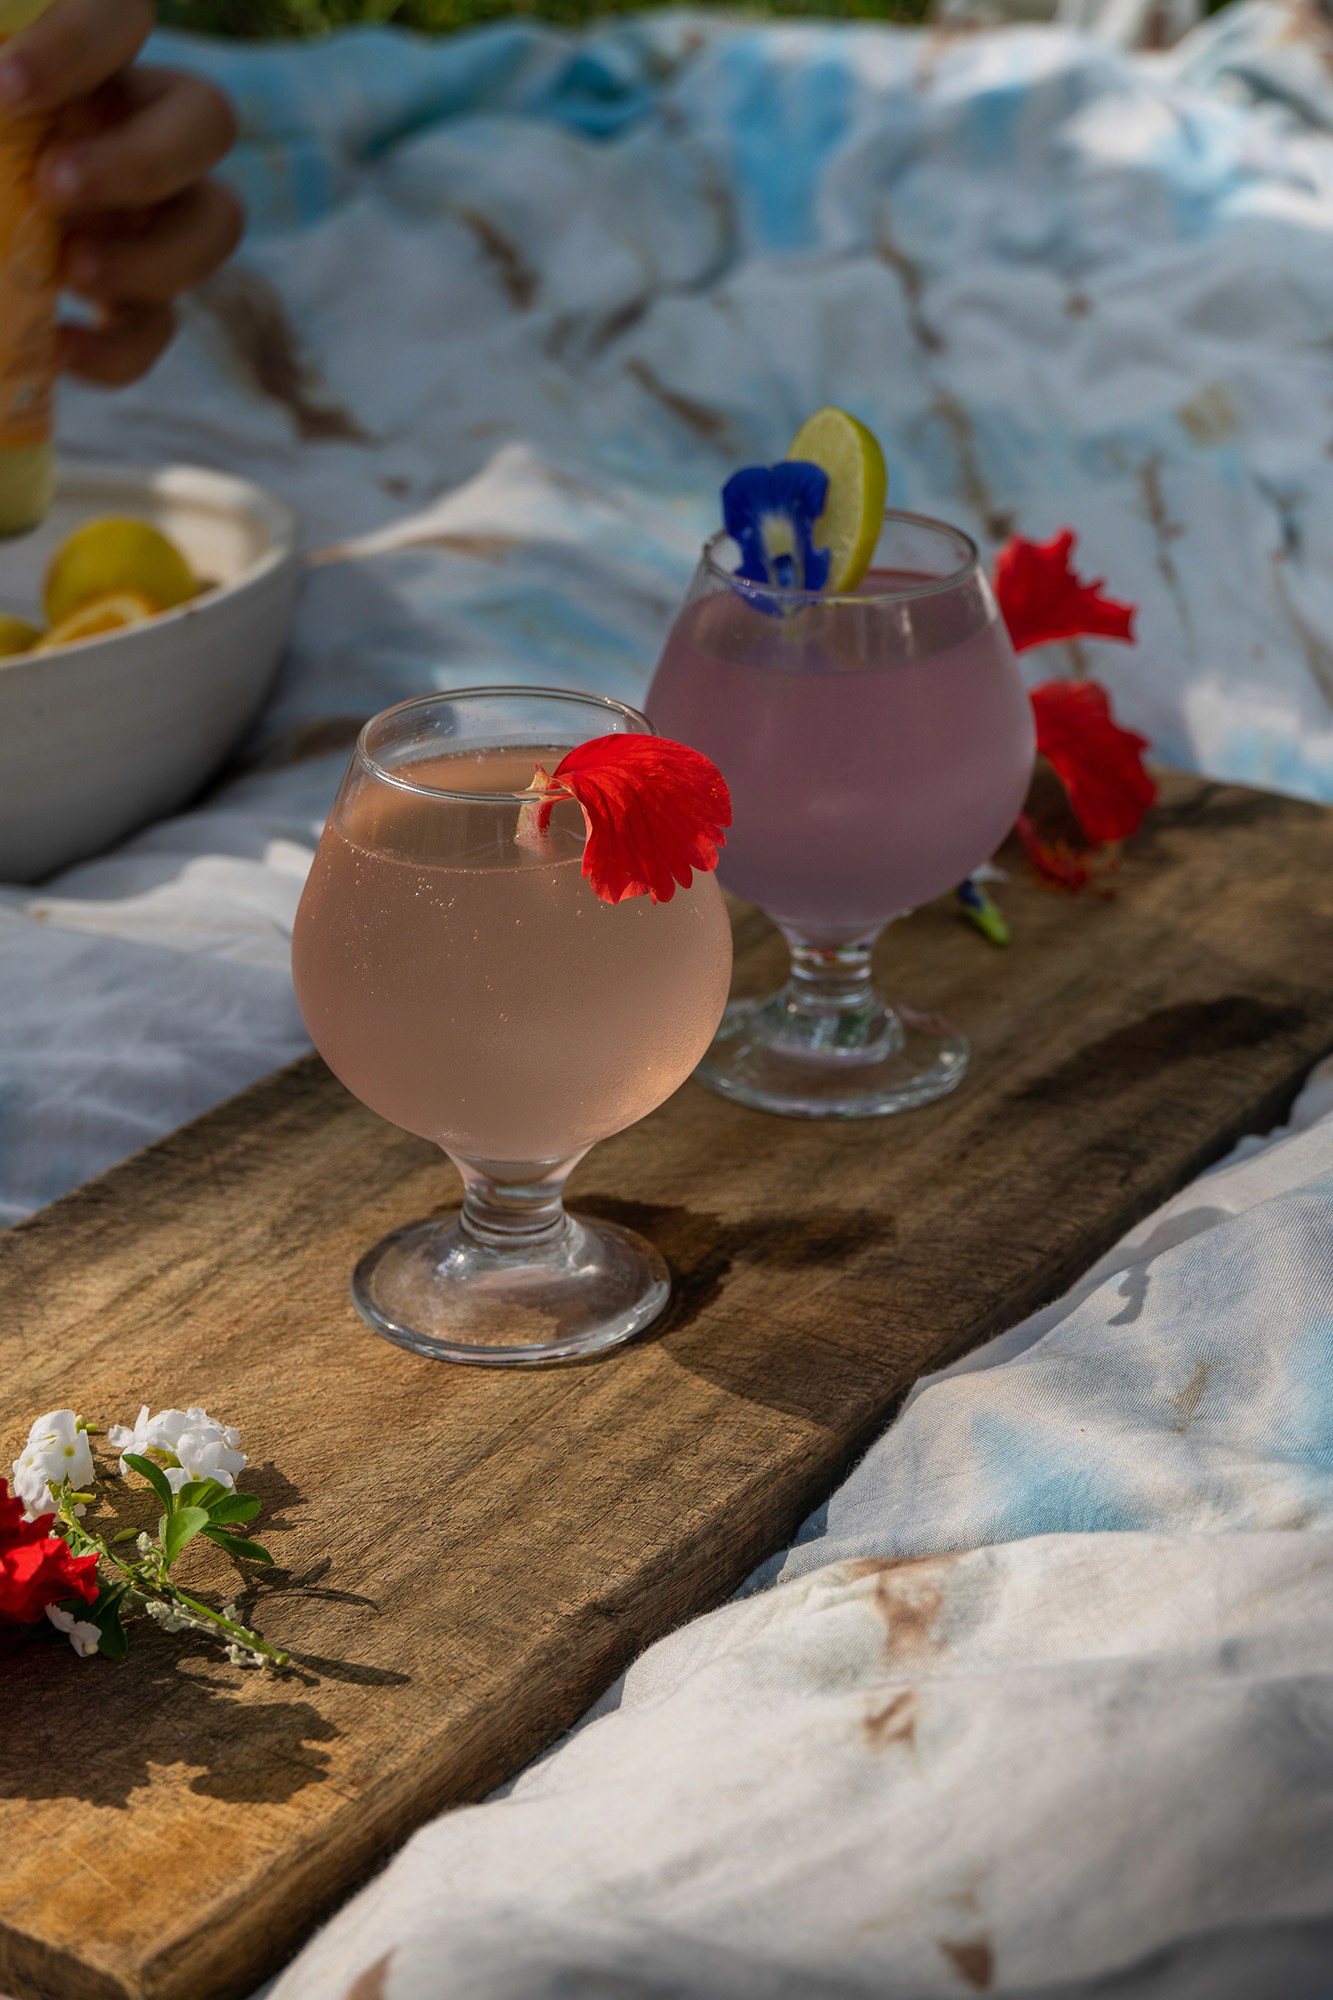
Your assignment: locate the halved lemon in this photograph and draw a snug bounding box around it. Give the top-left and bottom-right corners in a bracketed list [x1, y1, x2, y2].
[0, 615, 41, 657]
[44, 518, 197, 628]
[786, 407, 888, 594]
[40, 591, 158, 651]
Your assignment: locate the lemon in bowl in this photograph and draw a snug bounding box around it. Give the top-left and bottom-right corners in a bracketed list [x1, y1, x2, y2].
[0, 614, 40, 656]
[43, 517, 199, 630]
[0, 461, 299, 883]
[39, 590, 159, 649]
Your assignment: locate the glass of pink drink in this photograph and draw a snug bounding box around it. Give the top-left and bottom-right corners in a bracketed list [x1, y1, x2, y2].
[291, 688, 733, 1365]
[646, 512, 1034, 1118]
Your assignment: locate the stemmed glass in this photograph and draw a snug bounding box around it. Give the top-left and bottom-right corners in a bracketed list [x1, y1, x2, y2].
[291, 688, 733, 1366]
[646, 511, 1034, 1118]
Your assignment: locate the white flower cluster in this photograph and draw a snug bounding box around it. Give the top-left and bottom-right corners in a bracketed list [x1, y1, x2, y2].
[107, 1406, 247, 1492]
[10, 1399, 256, 1661]
[11, 1409, 95, 1520]
[143, 1599, 201, 1635]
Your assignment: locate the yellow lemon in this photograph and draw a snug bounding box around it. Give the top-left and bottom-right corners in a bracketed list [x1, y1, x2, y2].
[44, 517, 197, 628]
[0, 614, 41, 657]
[39, 591, 158, 651]
[786, 407, 888, 593]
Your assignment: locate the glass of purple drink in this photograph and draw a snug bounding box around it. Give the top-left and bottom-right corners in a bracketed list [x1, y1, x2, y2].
[646, 511, 1035, 1118]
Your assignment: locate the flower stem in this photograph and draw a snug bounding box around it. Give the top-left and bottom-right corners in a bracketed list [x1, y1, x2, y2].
[56, 1496, 287, 1668]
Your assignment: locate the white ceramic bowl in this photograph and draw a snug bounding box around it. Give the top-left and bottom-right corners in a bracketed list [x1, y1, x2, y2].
[0, 460, 300, 883]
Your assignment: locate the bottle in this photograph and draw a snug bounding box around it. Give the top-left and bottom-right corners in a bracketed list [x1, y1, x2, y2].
[0, 0, 56, 537]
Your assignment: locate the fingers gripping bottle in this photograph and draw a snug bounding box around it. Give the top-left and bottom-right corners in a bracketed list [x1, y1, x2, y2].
[0, 0, 56, 536]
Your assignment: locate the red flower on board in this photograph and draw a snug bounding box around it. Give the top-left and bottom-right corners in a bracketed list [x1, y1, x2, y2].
[1029, 679, 1157, 848]
[993, 530, 1136, 654]
[989, 529, 1153, 889]
[0, 1479, 99, 1627]
[520, 735, 732, 905]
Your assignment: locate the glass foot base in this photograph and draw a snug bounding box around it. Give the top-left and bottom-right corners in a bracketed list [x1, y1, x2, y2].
[352, 1211, 670, 1366]
[696, 994, 969, 1119]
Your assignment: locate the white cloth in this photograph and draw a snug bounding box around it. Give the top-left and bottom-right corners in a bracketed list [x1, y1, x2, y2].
[269, 1064, 1333, 1998]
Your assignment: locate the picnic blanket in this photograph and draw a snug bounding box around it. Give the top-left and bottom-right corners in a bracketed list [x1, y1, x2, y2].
[2, 9, 1332, 1992]
[266, 1059, 1333, 2000]
[4, 0, 1333, 1218]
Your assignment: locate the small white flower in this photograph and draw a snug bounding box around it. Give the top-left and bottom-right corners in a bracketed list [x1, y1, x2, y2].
[108, 1405, 246, 1492]
[135, 1532, 154, 1556]
[144, 1599, 193, 1633]
[46, 1604, 101, 1658]
[167, 1420, 247, 1493]
[12, 1410, 95, 1520]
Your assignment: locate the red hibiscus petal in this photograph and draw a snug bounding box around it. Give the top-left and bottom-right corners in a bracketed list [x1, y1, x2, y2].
[1030, 679, 1157, 846]
[995, 530, 1136, 654]
[0, 1478, 99, 1626]
[1015, 813, 1097, 891]
[549, 735, 732, 905]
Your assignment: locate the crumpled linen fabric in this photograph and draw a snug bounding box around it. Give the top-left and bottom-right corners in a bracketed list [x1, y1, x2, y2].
[4, 1, 1333, 1217]
[265, 1065, 1333, 1999]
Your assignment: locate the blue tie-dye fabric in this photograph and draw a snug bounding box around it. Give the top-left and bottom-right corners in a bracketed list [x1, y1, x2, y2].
[2, 0, 1332, 1215]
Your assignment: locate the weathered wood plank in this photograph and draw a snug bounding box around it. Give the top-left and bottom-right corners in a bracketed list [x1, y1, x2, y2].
[2, 772, 1331, 2000]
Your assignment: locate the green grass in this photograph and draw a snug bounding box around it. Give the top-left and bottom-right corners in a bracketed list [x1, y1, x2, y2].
[159, 0, 931, 36]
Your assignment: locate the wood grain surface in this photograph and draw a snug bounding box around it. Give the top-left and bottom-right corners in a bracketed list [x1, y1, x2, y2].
[3, 772, 1332, 2000]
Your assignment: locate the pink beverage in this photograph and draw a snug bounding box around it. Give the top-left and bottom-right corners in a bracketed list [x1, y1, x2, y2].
[292, 746, 733, 1166]
[647, 569, 1034, 940]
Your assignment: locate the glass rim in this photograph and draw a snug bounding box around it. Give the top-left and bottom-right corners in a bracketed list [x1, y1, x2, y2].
[701, 507, 981, 607]
[354, 685, 654, 803]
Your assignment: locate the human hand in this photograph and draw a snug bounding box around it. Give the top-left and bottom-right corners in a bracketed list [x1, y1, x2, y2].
[0, 0, 243, 386]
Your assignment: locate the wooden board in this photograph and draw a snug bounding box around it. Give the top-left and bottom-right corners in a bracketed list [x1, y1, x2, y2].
[3, 771, 1333, 2000]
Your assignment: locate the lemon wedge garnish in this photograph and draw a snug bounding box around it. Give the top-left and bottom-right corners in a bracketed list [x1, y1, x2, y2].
[39, 591, 158, 651]
[0, 615, 41, 657]
[44, 518, 197, 628]
[786, 407, 888, 594]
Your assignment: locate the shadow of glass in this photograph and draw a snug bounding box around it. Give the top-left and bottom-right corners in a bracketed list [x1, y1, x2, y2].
[577, 1192, 896, 1426]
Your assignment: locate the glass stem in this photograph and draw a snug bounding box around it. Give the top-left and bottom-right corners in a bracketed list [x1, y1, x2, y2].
[765, 925, 902, 1059]
[452, 1156, 579, 1253]
[786, 933, 879, 1013]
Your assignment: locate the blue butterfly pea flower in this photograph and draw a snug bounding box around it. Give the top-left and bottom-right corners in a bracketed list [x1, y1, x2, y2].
[722, 460, 831, 594]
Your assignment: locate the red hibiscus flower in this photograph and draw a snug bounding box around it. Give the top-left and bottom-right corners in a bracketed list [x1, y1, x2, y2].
[522, 735, 732, 905]
[991, 529, 1154, 888]
[0, 1478, 99, 1627]
[1029, 680, 1156, 846]
[1013, 820, 1101, 892]
[993, 530, 1135, 654]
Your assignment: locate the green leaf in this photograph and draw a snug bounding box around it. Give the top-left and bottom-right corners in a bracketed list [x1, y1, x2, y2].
[203, 1528, 274, 1565]
[124, 1453, 175, 1512]
[206, 1492, 262, 1526]
[90, 1585, 129, 1662]
[175, 1478, 227, 1511]
[162, 1505, 211, 1567]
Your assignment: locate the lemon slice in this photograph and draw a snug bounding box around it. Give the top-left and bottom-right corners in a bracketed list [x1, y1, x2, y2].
[44, 518, 197, 628]
[786, 407, 888, 593]
[0, 615, 41, 657]
[40, 591, 158, 651]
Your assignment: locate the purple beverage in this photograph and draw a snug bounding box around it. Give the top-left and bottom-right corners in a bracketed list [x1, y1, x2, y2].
[647, 510, 1035, 1118]
[648, 567, 1033, 942]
